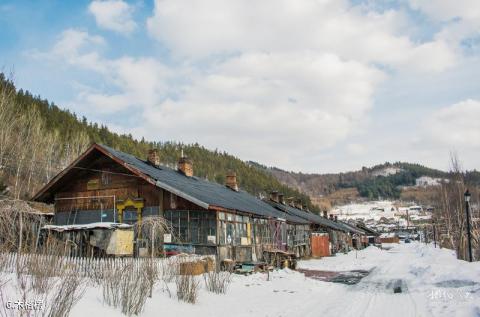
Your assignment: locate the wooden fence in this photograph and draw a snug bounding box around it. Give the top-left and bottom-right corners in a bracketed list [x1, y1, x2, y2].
[0, 252, 210, 278]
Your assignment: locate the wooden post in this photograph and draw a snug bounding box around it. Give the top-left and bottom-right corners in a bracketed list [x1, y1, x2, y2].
[19, 212, 23, 252]
[151, 225, 155, 258]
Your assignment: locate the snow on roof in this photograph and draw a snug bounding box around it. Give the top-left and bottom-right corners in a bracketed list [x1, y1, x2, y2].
[380, 232, 397, 238]
[42, 222, 133, 232]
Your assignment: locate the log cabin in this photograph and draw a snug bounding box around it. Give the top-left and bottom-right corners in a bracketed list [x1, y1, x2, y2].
[33, 143, 368, 261]
[33, 143, 317, 262]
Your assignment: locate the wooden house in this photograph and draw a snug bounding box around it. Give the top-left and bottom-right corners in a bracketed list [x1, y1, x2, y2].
[33, 144, 313, 262]
[266, 194, 365, 255]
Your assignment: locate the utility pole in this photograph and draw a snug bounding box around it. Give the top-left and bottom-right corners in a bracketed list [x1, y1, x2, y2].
[424, 225, 428, 245]
[432, 220, 436, 248]
[464, 190, 473, 262]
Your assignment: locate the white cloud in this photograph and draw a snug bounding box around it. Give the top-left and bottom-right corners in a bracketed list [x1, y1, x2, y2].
[72, 56, 172, 115]
[33, 29, 172, 115]
[409, 0, 480, 47]
[89, 0, 137, 35]
[26, 29, 107, 73]
[425, 99, 480, 148]
[346, 143, 367, 156]
[137, 52, 383, 170]
[147, 0, 458, 72]
[30, 0, 479, 171]
[409, 0, 480, 22]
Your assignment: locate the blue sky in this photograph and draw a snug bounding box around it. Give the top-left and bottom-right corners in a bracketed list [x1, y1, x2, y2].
[1, 0, 480, 173]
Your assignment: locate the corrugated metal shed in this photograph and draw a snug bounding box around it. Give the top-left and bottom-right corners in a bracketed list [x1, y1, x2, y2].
[98, 144, 306, 223]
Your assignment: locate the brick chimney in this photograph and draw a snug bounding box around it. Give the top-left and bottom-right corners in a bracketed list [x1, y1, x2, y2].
[329, 214, 334, 221]
[177, 152, 193, 177]
[270, 191, 279, 202]
[286, 197, 295, 207]
[226, 171, 238, 191]
[278, 193, 285, 205]
[334, 215, 338, 222]
[295, 199, 303, 210]
[323, 210, 328, 218]
[147, 149, 160, 166]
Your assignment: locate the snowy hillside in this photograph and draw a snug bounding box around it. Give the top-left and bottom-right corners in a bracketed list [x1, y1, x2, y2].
[372, 167, 403, 177]
[330, 201, 432, 230]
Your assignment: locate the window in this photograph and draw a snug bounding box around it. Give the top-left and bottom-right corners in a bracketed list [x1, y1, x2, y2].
[218, 212, 252, 245]
[170, 193, 177, 209]
[101, 171, 110, 186]
[164, 210, 216, 244]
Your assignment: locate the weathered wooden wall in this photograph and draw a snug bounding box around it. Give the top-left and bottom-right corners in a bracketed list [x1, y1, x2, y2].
[53, 152, 207, 225]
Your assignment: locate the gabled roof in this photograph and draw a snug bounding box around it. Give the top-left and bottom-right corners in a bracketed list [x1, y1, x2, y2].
[336, 221, 366, 235]
[356, 223, 380, 236]
[33, 143, 305, 222]
[267, 200, 346, 232]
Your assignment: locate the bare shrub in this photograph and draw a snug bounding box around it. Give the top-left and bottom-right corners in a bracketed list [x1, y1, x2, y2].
[142, 259, 159, 298]
[0, 200, 49, 253]
[101, 260, 151, 316]
[135, 216, 169, 257]
[176, 269, 200, 304]
[119, 264, 150, 316]
[26, 239, 68, 294]
[203, 270, 232, 294]
[0, 253, 8, 275]
[435, 154, 480, 261]
[160, 257, 179, 284]
[46, 273, 85, 317]
[101, 263, 124, 308]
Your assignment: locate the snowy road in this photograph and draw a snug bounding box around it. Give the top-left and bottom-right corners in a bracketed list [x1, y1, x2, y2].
[72, 242, 480, 317]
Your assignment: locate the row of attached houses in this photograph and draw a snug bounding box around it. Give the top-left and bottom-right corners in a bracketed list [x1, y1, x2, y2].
[33, 144, 374, 263]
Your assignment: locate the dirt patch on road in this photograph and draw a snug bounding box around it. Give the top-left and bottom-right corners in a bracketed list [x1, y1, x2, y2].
[297, 269, 371, 285]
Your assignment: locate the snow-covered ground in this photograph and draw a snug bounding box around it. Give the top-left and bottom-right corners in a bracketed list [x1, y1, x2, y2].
[69, 243, 479, 317]
[2, 243, 478, 316]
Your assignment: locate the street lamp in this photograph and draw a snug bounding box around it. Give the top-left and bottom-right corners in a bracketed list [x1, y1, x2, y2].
[432, 219, 436, 248]
[464, 189, 473, 262]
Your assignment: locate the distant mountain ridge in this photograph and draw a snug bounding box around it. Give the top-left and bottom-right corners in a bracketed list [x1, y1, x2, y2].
[249, 161, 462, 207]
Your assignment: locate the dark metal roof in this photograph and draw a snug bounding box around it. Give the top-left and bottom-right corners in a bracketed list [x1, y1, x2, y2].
[98, 144, 305, 222]
[356, 223, 380, 236]
[267, 200, 346, 232]
[336, 221, 366, 235]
